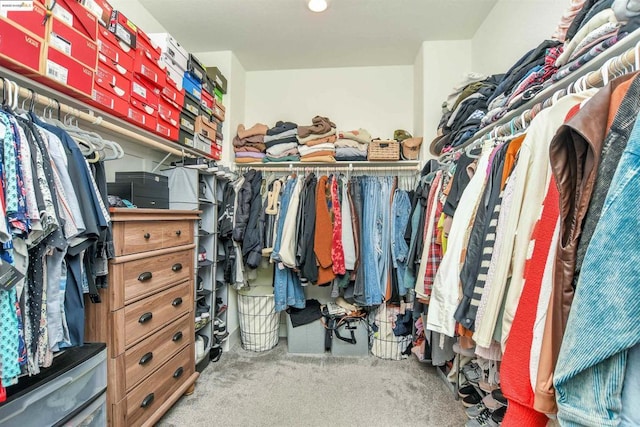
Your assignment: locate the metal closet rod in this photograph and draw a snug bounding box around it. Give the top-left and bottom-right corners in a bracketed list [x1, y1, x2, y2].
[0, 78, 190, 158]
[245, 163, 420, 173]
[444, 40, 640, 158]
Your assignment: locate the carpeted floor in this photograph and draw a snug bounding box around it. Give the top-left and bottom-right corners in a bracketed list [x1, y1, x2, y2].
[158, 340, 467, 427]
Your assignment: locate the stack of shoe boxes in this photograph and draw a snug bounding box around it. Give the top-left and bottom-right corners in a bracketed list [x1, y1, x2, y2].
[0, 2, 48, 76]
[207, 67, 227, 160]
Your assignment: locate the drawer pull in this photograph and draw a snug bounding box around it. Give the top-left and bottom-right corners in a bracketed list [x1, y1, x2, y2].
[141, 393, 155, 408]
[139, 312, 153, 324]
[144, 233, 151, 240]
[172, 331, 183, 342]
[172, 297, 183, 307]
[173, 367, 184, 379]
[175, 230, 182, 236]
[138, 271, 153, 282]
[171, 263, 183, 272]
[139, 352, 153, 365]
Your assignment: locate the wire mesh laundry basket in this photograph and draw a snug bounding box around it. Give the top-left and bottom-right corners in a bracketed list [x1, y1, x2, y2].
[371, 304, 413, 360]
[237, 286, 280, 352]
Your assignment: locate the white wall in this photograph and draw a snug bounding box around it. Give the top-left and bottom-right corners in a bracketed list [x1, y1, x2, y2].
[108, 0, 167, 32]
[413, 48, 425, 137]
[472, 0, 569, 75]
[245, 66, 414, 140]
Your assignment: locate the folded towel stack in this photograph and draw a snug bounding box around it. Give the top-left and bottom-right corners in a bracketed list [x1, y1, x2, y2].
[335, 128, 372, 161]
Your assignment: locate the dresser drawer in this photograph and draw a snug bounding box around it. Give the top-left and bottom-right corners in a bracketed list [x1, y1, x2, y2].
[124, 281, 192, 348]
[124, 314, 191, 392]
[119, 221, 165, 255]
[125, 345, 193, 427]
[162, 220, 193, 248]
[121, 249, 193, 304]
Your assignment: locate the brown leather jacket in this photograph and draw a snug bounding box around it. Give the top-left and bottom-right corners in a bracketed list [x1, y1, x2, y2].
[534, 73, 635, 413]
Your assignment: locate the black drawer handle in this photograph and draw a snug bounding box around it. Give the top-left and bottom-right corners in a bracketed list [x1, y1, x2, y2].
[141, 393, 154, 408]
[172, 263, 183, 272]
[139, 312, 153, 324]
[172, 297, 183, 307]
[172, 331, 183, 342]
[175, 230, 182, 236]
[138, 271, 153, 282]
[144, 233, 151, 240]
[139, 352, 153, 365]
[173, 367, 184, 379]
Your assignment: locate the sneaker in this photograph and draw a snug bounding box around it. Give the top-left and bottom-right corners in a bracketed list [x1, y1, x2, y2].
[462, 391, 483, 408]
[491, 389, 507, 407]
[458, 384, 476, 398]
[482, 394, 502, 411]
[214, 323, 227, 336]
[215, 331, 229, 342]
[487, 406, 506, 427]
[466, 403, 487, 419]
[453, 342, 476, 358]
[209, 346, 222, 362]
[464, 365, 484, 385]
[214, 317, 226, 329]
[465, 409, 492, 427]
[479, 380, 500, 393]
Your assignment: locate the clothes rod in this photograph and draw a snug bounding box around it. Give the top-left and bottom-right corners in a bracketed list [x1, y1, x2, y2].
[440, 32, 640, 158]
[0, 73, 192, 158]
[241, 163, 420, 173]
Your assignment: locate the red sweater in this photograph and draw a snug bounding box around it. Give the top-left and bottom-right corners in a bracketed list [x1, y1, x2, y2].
[501, 178, 559, 426]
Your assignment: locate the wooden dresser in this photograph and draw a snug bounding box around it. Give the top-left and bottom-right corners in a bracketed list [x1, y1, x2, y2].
[85, 208, 200, 427]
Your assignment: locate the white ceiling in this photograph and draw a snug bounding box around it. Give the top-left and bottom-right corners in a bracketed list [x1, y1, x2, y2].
[138, 0, 498, 70]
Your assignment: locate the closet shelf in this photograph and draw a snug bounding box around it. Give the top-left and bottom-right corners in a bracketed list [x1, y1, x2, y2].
[437, 27, 640, 157]
[0, 67, 210, 159]
[195, 319, 212, 333]
[239, 160, 420, 171]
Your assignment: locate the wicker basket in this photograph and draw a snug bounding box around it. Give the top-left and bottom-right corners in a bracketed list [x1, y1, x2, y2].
[368, 139, 400, 161]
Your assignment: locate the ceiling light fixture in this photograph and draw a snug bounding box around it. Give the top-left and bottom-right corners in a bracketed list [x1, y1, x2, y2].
[308, 0, 327, 13]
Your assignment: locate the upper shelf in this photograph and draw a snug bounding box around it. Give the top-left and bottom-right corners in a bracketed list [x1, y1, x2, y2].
[0, 66, 212, 159]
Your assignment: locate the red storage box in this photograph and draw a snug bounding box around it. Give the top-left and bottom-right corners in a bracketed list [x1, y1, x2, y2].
[0, 18, 43, 75]
[155, 121, 178, 142]
[38, 46, 94, 98]
[136, 29, 161, 63]
[50, 0, 98, 41]
[49, 15, 98, 70]
[133, 49, 165, 88]
[127, 105, 157, 132]
[130, 76, 159, 115]
[201, 89, 214, 110]
[95, 63, 130, 101]
[158, 98, 180, 127]
[161, 78, 184, 108]
[211, 143, 222, 160]
[81, 0, 113, 28]
[97, 26, 133, 78]
[90, 84, 128, 118]
[0, 1, 47, 39]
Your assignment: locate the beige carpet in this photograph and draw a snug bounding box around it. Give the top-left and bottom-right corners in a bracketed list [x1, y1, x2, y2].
[158, 340, 467, 427]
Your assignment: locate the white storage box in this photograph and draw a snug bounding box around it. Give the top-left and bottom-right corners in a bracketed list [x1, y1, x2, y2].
[149, 32, 189, 71]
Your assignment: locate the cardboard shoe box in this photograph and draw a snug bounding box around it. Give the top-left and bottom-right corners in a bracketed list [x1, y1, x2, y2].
[0, 1, 47, 39]
[90, 84, 128, 118]
[127, 104, 157, 133]
[165, 58, 185, 91]
[81, 0, 113, 28]
[48, 14, 98, 70]
[95, 62, 130, 101]
[97, 25, 133, 78]
[156, 120, 179, 142]
[158, 98, 180, 127]
[206, 66, 227, 94]
[160, 78, 185, 108]
[0, 18, 44, 75]
[195, 115, 217, 141]
[108, 10, 136, 49]
[38, 46, 94, 98]
[212, 99, 225, 122]
[182, 72, 202, 101]
[136, 29, 161, 63]
[149, 32, 188, 71]
[130, 75, 159, 116]
[50, 0, 99, 41]
[182, 92, 201, 118]
[187, 53, 206, 83]
[133, 48, 165, 88]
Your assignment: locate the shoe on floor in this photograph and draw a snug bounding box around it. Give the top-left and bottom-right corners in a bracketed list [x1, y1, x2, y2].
[491, 389, 507, 407]
[453, 342, 476, 358]
[466, 403, 487, 419]
[458, 384, 476, 398]
[462, 391, 483, 408]
[479, 380, 500, 393]
[465, 408, 492, 427]
[487, 406, 506, 427]
[482, 394, 503, 411]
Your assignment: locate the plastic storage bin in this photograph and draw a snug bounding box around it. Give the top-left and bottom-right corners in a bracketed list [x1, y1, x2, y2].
[62, 391, 106, 426]
[286, 314, 326, 354]
[0, 343, 107, 427]
[238, 286, 279, 352]
[331, 318, 369, 357]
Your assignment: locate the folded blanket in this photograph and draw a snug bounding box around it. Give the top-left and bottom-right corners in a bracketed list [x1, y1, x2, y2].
[298, 116, 336, 138]
[263, 155, 300, 163]
[235, 157, 264, 163]
[300, 155, 336, 163]
[338, 128, 372, 144]
[267, 121, 297, 136]
[237, 123, 268, 140]
[336, 147, 368, 158]
[266, 142, 298, 157]
[235, 151, 266, 159]
[233, 134, 265, 147]
[300, 149, 334, 158]
[298, 129, 336, 145]
[298, 142, 336, 156]
[335, 139, 368, 149]
[264, 128, 298, 143]
[305, 135, 337, 147]
[267, 147, 299, 159]
[234, 146, 263, 153]
[265, 135, 299, 149]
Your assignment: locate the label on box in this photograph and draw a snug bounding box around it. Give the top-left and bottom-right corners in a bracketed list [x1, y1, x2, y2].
[140, 64, 156, 82]
[132, 81, 147, 99]
[50, 33, 72, 56]
[46, 60, 69, 84]
[180, 117, 194, 132]
[185, 103, 198, 116]
[0, 1, 33, 13]
[52, 4, 74, 27]
[114, 24, 132, 46]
